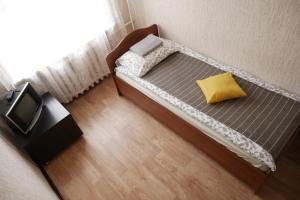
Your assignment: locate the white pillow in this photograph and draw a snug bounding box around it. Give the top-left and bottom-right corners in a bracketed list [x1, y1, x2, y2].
[116, 40, 178, 77]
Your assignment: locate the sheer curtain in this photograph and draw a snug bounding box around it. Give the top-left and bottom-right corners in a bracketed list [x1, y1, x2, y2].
[0, 0, 128, 102]
[0, 62, 13, 97]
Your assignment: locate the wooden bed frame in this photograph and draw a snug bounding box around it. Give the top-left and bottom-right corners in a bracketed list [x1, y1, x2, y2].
[106, 24, 298, 191]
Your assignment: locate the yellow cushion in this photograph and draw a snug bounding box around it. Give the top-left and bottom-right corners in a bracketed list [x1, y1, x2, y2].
[196, 72, 247, 104]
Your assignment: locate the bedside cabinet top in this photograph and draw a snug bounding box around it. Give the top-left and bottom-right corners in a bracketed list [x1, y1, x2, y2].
[32, 93, 70, 135]
[8, 93, 71, 147]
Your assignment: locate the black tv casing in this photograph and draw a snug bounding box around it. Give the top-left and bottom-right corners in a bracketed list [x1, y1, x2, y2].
[5, 82, 44, 135]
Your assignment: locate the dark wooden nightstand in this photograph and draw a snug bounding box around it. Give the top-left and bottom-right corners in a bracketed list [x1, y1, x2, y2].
[3, 92, 83, 165]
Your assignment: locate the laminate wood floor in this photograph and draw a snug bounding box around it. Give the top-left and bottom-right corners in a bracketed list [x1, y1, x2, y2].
[46, 77, 300, 200]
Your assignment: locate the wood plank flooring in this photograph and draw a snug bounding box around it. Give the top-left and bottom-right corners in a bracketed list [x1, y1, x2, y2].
[45, 77, 300, 200]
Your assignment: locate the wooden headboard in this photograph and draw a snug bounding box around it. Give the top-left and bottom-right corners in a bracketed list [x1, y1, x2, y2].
[106, 24, 159, 74]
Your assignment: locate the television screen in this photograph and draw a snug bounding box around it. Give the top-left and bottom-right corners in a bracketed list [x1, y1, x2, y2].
[5, 82, 43, 134]
[14, 93, 39, 127]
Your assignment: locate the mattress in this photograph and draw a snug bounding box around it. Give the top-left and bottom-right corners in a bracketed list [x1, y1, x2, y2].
[117, 71, 269, 171]
[115, 41, 300, 171]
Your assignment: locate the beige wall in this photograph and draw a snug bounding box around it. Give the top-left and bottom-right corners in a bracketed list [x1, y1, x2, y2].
[131, 0, 300, 95]
[0, 121, 58, 200]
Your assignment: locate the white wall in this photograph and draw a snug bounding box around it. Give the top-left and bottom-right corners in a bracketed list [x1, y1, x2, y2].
[131, 0, 300, 95]
[0, 121, 58, 200]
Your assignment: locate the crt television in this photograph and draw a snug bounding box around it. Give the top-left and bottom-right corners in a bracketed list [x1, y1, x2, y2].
[5, 82, 44, 135]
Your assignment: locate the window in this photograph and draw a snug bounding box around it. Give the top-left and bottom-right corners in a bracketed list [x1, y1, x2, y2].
[0, 0, 114, 81]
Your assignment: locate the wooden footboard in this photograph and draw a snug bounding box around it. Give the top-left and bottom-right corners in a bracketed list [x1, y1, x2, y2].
[106, 24, 270, 191]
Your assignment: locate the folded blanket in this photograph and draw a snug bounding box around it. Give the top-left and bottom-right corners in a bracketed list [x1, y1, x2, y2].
[130, 34, 162, 56]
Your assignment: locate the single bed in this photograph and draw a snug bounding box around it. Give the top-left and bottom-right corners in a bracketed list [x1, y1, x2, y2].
[106, 24, 300, 191]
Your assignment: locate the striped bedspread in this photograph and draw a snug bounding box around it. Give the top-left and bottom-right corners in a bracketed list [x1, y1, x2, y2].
[142, 52, 300, 159]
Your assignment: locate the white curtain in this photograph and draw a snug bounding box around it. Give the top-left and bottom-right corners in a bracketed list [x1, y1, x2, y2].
[0, 61, 14, 99]
[0, 0, 128, 103]
[19, 36, 112, 103]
